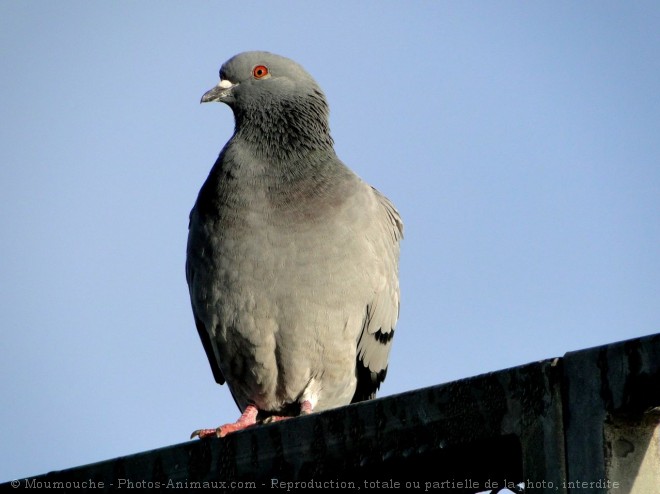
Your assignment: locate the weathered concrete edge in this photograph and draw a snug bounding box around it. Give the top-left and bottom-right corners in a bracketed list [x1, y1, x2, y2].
[4, 332, 658, 491]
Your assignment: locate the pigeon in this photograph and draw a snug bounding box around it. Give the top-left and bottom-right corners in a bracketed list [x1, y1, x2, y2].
[186, 51, 403, 438]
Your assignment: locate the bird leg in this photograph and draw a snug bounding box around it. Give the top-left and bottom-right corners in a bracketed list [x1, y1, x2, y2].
[190, 404, 259, 439]
[262, 400, 314, 423]
[191, 401, 315, 438]
[300, 399, 313, 415]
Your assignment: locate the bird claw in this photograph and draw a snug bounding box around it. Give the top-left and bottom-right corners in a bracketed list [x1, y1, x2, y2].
[190, 428, 220, 440]
[262, 415, 290, 424]
[190, 422, 258, 439]
[191, 404, 260, 439]
[191, 402, 314, 439]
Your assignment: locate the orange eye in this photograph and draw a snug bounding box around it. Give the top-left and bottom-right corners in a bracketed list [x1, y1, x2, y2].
[252, 65, 269, 79]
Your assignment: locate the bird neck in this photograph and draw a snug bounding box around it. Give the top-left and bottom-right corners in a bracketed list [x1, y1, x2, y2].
[232, 94, 334, 161]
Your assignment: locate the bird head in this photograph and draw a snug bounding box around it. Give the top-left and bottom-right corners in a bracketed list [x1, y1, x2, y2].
[201, 52, 323, 111]
[201, 51, 333, 156]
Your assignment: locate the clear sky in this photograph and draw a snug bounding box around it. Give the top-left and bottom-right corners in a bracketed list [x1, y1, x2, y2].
[1, 1, 659, 483]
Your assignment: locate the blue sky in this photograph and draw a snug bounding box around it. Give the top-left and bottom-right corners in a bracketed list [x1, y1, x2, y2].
[1, 1, 658, 483]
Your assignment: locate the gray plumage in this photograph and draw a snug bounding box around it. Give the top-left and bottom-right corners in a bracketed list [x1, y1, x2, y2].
[186, 51, 403, 424]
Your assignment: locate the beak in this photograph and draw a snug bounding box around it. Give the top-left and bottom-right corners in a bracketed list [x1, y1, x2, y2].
[201, 79, 236, 103]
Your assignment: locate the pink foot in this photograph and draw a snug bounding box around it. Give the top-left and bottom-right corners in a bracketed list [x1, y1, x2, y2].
[190, 404, 259, 439]
[190, 401, 315, 438]
[263, 400, 314, 423]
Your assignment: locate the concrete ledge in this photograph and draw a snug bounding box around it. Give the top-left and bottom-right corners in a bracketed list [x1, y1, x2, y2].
[4, 333, 658, 493]
[564, 333, 660, 493]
